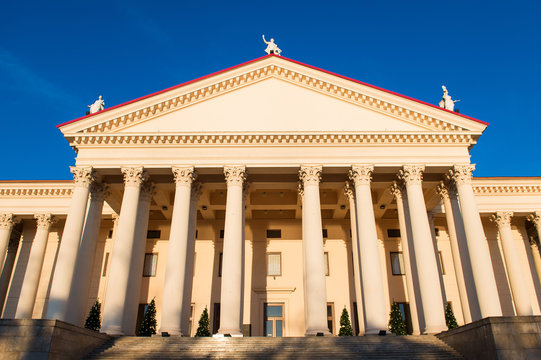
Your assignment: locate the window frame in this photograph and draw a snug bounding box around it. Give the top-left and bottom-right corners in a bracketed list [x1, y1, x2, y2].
[390, 251, 405, 275]
[324, 252, 330, 276]
[143, 253, 158, 277]
[267, 252, 282, 276]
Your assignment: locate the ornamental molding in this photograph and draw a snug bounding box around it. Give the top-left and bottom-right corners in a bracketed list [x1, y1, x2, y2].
[472, 184, 541, 194]
[349, 165, 374, 186]
[70, 166, 95, 188]
[344, 181, 355, 200]
[68, 132, 477, 148]
[191, 181, 202, 201]
[528, 214, 541, 228]
[490, 211, 513, 229]
[74, 64, 469, 135]
[0, 186, 73, 197]
[390, 181, 405, 200]
[224, 166, 247, 186]
[299, 165, 322, 185]
[398, 165, 425, 186]
[0, 213, 18, 230]
[140, 181, 156, 202]
[90, 182, 109, 202]
[172, 166, 196, 186]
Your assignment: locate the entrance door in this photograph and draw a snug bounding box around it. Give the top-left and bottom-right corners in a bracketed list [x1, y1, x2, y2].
[264, 303, 284, 337]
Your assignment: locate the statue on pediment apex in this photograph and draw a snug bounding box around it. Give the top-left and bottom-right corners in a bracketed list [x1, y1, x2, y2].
[88, 95, 105, 114]
[262, 35, 282, 56]
[439, 86, 460, 111]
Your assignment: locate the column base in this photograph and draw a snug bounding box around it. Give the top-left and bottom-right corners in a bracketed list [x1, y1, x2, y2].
[305, 329, 332, 336]
[213, 332, 243, 338]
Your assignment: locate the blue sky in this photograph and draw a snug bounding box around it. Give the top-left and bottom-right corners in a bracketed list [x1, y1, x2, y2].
[0, 1, 539, 179]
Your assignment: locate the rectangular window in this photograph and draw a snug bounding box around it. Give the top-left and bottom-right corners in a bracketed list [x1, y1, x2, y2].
[219, 230, 224, 239]
[108, 230, 113, 238]
[267, 253, 281, 276]
[322, 229, 328, 238]
[102, 252, 110, 276]
[195, 229, 198, 239]
[213, 303, 220, 334]
[434, 228, 440, 237]
[143, 253, 158, 277]
[189, 304, 194, 337]
[390, 252, 405, 275]
[266, 229, 282, 238]
[327, 303, 334, 334]
[324, 252, 329, 276]
[438, 251, 445, 275]
[387, 229, 401, 238]
[218, 252, 223, 277]
[397, 302, 413, 335]
[147, 230, 161, 239]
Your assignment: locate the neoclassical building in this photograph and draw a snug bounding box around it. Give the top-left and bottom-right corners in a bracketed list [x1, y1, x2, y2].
[0, 54, 540, 338]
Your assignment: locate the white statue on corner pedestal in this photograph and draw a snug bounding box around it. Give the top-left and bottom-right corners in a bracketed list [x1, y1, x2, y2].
[262, 35, 282, 56]
[88, 95, 105, 114]
[438, 86, 460, 111]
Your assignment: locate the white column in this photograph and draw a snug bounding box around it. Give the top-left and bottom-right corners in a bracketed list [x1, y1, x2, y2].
[15, 214, 55, 318]
[349, 165, 386, 334]
[399, 165, 446, 333]
[66, 183, 108, 326]
[299, 165, 329, 336]
[0, 230, 20, 315]
[47, 166, 94, 321]
[161, 167, 196, 335]
[102, 167, 147, 335]
[449, 165, 502, 318]
[527, 213, 541, 287]
[181, 181, 201, 336]
[217, 166, 246, 337]
[490, 211, 533, 316]
[0, 214, 18, 267]
[122, 180, 154, 335]
[390, 182, 421, 335]
[436, 182, 472, 323]
[344, 182, 365, 336]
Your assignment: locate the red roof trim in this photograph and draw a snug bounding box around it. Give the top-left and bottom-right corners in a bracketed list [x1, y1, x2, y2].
[58, 54, 488, 128]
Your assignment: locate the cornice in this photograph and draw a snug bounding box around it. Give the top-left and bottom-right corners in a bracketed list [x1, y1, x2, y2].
[0, 187, 73, 197]
[68, 64, 472, 136]
[67, 132, 476, 147]
[473, 184, 541, 194]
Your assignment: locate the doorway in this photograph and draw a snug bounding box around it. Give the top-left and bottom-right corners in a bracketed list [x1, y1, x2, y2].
[264, 303, 284, 337]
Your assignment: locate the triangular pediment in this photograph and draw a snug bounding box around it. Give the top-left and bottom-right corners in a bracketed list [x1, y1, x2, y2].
[59, 55, 487, 139]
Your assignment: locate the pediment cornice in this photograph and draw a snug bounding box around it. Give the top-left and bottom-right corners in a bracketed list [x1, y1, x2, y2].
[60, 57, 486, 137]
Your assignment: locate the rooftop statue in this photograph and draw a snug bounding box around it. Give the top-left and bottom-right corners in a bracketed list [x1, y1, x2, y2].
[88, 95, 105, 114]
[262, 35, 282, 56]
[438, 86, 460, 111]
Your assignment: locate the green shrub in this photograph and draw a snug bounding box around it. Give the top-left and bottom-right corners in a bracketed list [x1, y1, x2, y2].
[338, 307, 354, 336]
[388, 301, 407, 335]
[138, 298, 157, 336]
[445, 303, 459, 330]
[84, 300, 101, 332]
[195, 307, 211, 337]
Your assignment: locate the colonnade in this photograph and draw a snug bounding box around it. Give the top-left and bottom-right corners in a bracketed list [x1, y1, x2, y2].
[1, 164, 541, 336]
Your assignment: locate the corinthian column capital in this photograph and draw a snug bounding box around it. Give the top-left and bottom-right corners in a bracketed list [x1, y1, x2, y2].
[34, 213, 55, 230]
[299, 165, 322, 185]
[398, 165, 425, 186]
[224, 166, 246, 186]
[191, 181, 203, 200]
[389, 181, 405, 200]
[121, 167, 148, 187]
[528, 213, 541, 228]
[0, 213, 18, 230]
[490, 211, 513, 229]
[172, 166, 196, 186]
[349, 165, 374, 186]
[435, 181, 450, 201]
[70, 166, 95, 188]
[344, 181, 355, 200]
[297, 181, 304, 198]
[449, 164, 476, 185]
[140, 181, 156, 202]
[90, 182, 109, 202]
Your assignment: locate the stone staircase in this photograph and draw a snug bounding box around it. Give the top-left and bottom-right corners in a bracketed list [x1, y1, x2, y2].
[85, 335, 464, 359]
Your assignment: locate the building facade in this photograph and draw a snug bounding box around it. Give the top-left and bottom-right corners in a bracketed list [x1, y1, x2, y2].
[1, 55, 540, 337]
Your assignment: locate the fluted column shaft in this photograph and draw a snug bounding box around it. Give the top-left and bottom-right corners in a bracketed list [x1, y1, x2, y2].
[102, 167, 147, 335]
[15, 214, 54, 318]
[436, 182, 472, 323]
[47, 167, 94, 321]
[528, 214, 541, 288]
[299, 165, 329, 335]
[390, 182, 420, 335]
[449, 165, 502, 317]
[491, 211, 533, 315]
[349, 165, 386, 334]
[161, 167, 196, 335]
[217, 166, 246, 336]
[399, 165, 446, 333]
[122, 181, 154, 335]
[0, 214, 17, 268]
[66, 183, 107, 326]
[344, 182, 365, 335]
